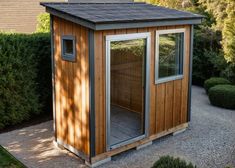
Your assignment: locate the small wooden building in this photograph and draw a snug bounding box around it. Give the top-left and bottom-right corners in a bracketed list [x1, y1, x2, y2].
[41, 2, 202, 167]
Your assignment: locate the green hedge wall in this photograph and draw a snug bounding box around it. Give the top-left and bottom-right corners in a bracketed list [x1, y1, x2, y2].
[0, 33, 51, 129]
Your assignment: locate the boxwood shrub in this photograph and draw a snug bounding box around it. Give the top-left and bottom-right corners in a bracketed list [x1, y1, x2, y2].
[152, 156, 196, 168]
[0, 33, 51, 129]
[204, 77, 231, 93]
[208, 84, 235, 109]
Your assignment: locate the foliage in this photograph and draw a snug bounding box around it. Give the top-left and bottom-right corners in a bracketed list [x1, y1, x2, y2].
[208, 84, 235, 109]
[0, 145, 26, 168]
[136, 0, 193, 9]
[198, 0, 235, 64]
[198, 0, 227, 30]
[204, 77, 231, 93]
[222, 1, 235, 63]
[221, 64, 235, 84]
[152, 156, 196, 168]
[0, 33, 51, 129]
[36, 13, 50, 33]
[193, 50, 226, 86]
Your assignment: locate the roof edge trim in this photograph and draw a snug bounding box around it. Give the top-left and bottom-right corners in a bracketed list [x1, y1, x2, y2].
[95, 19, 202, 30]
[45, 6, 202, 31]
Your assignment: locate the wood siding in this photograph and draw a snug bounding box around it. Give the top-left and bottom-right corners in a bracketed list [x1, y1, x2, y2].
[53, 16, 90, 157]
[94, 25, 190, 155]
[0, 0, 64, 33]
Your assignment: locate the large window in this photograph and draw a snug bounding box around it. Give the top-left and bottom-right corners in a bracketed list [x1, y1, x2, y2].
[61, 35, 76, 62]
[155, 29, 185, 84]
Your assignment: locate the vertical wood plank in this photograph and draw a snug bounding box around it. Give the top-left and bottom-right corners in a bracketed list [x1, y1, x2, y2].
[64, 19, 74, 148]
[126, 28, 137, 34]
[156, 84, 165, 133]
[164, 81, 174, 130]
[94, 31, 103, 154]
[173, 80, 182, 126]
[60, 19, 68, 143]
[74, 23, 82, 151]
[54, 17, 62, 140]
[84, 27, 90, 155]
[155, 26, 165, 134]
[181, 25, 190, 124]
[148, 27, 156, 135]
[80, 26, 87, 154]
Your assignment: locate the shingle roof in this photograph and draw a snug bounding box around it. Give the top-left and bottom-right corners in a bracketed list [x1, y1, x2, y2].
[41, 2, 203, 30]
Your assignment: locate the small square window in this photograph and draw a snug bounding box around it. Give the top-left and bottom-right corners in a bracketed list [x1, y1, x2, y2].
[61, 35, 76, 62]
[155, 29, 185, 84]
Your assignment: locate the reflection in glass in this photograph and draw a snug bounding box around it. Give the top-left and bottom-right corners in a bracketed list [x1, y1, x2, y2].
[110, 38, 146, 146]
[158, 33, 184, 78]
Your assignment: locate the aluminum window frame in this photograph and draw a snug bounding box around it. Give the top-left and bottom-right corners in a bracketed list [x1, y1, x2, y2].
[105, 32, 151, 151]
[61, 35, 76, 62]
[155, 28, 186, 84]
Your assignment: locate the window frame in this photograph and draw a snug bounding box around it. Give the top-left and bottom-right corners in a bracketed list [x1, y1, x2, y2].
[61, 35, 76, 62]
[155, 28, 186, 84]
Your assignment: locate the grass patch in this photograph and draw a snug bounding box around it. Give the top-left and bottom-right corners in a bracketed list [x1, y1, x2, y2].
[0, 145, 26, 168]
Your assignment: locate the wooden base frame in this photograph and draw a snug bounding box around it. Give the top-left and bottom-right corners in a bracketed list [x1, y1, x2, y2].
[53, 123, 188, 167]
[91, 123, 188, 165]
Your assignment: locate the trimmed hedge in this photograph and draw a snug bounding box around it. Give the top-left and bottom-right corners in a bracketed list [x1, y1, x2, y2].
[152, 156, 196, 168]
[204, 77, 231, 93]
[208, 84, 235, 109]
[0, 33, 51, 129]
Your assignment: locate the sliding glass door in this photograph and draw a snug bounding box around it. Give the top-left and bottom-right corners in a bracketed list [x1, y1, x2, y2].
[106, 33, 150, 150]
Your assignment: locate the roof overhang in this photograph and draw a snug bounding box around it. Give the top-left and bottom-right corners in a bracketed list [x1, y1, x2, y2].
[45, 7, 202, 31]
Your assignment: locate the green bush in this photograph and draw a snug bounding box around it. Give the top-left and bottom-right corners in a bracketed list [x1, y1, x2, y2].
[152, 156, 196, 168]
[221, 63, 235, 84]
[192, 27, 224, 86]
[36, 13, 50, 33]
[204, 77, 231, 93]
[208, 84, 235, 109]
[0, 33, 51, 129]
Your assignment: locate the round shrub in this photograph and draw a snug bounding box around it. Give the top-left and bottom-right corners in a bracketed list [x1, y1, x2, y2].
[204, 77, 231, 93]
[208, 84, 235, 109]
[152, 156, 196, 168]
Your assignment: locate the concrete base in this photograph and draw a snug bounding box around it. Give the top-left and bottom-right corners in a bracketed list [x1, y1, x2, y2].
[86, 157, 111, 168]
[53, 140, 65, 150]
[173, 128, 186, 136]
[136, 141, 152, 150]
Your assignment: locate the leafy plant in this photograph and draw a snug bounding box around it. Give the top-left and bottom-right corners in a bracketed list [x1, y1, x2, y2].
[208, 84, 235, 109]
[152, 155, 196, 168]
[204, 77, 231, 93]
[36, 13, 50, 33]
[0, 145, 26, 168]
[221, 63, 235, 84]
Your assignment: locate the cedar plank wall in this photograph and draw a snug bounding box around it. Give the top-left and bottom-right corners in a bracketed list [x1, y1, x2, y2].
[53, 16, 90, 157]
[94, 25, 190, 155]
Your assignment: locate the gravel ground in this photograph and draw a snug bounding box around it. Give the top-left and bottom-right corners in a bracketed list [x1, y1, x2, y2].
[0, 86, 234, 168]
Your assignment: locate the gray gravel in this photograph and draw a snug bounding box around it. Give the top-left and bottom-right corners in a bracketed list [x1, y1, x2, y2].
[0, 86, 234, 168]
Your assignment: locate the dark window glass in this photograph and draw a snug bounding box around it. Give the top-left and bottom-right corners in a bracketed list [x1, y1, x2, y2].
[158, 32, 184, 78]
[63, 39, 73, 55]
[61, 35, 75, 61]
